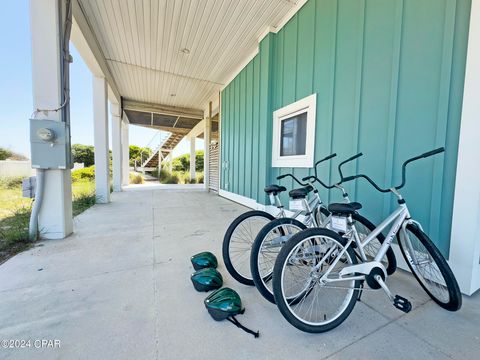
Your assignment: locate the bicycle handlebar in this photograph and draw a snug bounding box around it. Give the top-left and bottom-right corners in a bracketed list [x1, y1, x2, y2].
[300, 152, 363, 190]
[276, 173, 308, 187]
[314, 153, 336, 178]
[342, 147, 445, 193]
[301, 175, 334, 190]
[338, 152, 363, 181]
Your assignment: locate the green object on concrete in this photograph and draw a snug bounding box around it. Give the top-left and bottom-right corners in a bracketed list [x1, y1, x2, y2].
[190, 251, 218, 270]
[204, 287, 243, 321]
[191, 268, 223, 292]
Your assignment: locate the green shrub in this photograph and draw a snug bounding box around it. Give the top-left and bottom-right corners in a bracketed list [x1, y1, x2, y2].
[0, 176, 24, 189]
[0, 147, 13, 161]
[72, 144, 95, 167]
[129, 145, 152, 166]
[171, 150, 204, 172]
[196, 172, 204, 184]
[158, 168, 178, 184]
[71, 166, 95, 182]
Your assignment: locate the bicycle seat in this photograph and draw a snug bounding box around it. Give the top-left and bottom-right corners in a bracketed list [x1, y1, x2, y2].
[289, 185, 313, 199]
[264, 184, 287, 195]
[328, 202, 362, 215]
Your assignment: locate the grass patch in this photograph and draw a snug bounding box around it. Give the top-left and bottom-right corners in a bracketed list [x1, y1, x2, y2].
[154, 168, 204, 184]
[0, 176, 24, 189]
[0, 177, 97, 263]
[72, 181, 96, 217]
[0, 206, 32, 262]
[129, 172, 144, 184]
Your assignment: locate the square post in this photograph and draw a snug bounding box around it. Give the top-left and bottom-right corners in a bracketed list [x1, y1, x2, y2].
[93, 76, 110, 203]
[190, 137, 196, 181]
[449, 0, 480, 295]
[121, 119, 130, 186]
[111, 103, 122, 192]
[29, 0, 73, 239]
[204, 102, 212, 189]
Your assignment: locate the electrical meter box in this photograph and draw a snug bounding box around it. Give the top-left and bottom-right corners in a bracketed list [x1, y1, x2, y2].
[30, 119, 73, 169]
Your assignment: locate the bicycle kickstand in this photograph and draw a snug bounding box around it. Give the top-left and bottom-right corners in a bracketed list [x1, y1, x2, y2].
[357, 282, 364, 302]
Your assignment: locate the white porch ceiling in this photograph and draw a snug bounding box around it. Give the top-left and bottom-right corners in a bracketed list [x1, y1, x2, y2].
[75, 0, 300, 111]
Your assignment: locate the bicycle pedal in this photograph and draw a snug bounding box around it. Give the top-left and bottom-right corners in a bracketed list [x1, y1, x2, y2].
[393, 295, 412, 313]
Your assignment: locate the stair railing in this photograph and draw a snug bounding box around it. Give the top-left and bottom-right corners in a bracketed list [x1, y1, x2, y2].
[139, 131, 171, 172]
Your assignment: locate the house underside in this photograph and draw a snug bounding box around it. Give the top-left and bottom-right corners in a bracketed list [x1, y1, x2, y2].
[28, 0, 480, 295]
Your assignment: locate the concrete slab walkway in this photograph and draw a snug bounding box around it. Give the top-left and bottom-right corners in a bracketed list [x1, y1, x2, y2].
[0, 190, 478, 360]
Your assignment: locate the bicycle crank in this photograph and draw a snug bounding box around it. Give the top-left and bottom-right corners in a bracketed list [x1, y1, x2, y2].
[373, 274, 412, 313]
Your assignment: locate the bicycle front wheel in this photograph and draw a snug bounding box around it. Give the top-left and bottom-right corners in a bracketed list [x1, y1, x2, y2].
[398, 224, 462, 311]
[273, 228, 360, 333]
[222, 210, 275, 285]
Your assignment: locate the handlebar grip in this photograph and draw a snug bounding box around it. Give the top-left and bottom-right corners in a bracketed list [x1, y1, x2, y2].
[342, 175, 357, 182]
[324, 153, 337, 161]
[316, 153, 337, 165]
[421, 147, 445, 158]
[302, 176, 316, 182]
[345, 152, 363, 163]
[276, 175, 287, 180]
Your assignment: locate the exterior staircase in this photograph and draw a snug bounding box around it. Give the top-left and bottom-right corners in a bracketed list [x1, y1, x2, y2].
[140, 132, 184, 169]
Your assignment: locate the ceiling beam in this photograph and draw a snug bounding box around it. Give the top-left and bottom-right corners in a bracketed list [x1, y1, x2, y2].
[186, 119, 206, 139]
[123, 99, 204, 120]
[71, 0, 121, 103]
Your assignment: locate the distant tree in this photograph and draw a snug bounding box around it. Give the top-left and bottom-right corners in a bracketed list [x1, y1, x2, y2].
[0, 147, 13, 160]
[72, 144, 95, 167]
[171, 150, 204, 172]
[129, 145, 152, 166]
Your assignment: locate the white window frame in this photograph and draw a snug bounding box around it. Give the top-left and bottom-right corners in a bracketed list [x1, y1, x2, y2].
[272, 93, 316, 168]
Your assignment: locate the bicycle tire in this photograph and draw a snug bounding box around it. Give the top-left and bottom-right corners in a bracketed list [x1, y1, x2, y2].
[397, 224, 462, 311]
[222, 210, 275, 285]
[251, 217, 307, 303]
[273, 228, 360, 333]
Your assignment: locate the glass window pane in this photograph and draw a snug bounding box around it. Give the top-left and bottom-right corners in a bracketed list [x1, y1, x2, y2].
[280, 112, 307, 156]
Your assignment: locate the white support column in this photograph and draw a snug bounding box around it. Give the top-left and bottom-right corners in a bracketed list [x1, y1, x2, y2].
[30, 0, 73, 239]
[167, 153, 173, 173]
[190, 137, 196, 181]
[121, 118, 130, 186]
[204, 103, 212, 190]
[111, 103, 122, 192]
[93, 76, 110, 203]
[449, 0, 480, 296]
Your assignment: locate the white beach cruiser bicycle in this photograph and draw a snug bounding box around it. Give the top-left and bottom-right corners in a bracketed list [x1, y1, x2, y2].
[272, 147, 462, 333]
[250, 153, 396, 303]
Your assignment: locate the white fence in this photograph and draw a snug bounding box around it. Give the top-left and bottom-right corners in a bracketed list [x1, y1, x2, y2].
[0, 161, 84, 178]
[0, 160, 35, 178]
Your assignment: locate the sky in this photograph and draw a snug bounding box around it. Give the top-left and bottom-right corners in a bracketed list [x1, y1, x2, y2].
[0, 0, 202, 159]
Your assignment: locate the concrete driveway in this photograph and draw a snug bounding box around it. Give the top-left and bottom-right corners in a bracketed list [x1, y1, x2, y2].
[0, 190, 478, 360]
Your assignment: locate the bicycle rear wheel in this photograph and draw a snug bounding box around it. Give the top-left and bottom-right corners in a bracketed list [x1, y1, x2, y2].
[397, 224, 462, 311]
[222, 210, 275, 285]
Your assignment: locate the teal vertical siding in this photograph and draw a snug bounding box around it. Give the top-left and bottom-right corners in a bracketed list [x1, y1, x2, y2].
[220, 0, 471, 257]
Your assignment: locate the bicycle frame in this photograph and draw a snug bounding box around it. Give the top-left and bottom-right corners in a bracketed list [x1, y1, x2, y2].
[319, 201, 412, 283]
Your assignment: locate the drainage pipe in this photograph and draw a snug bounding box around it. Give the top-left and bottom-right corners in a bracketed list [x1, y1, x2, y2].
[28, 169, 45, 241]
